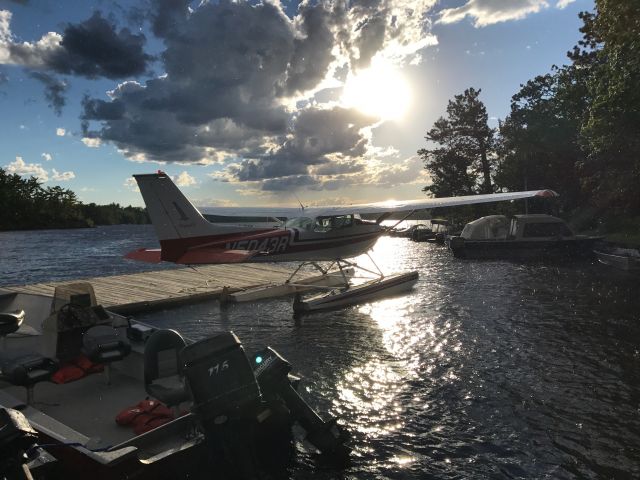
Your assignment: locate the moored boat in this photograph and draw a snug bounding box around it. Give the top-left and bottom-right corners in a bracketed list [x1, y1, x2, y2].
[448, 214, 602, 260]
[594, 247, 640, 271]
[0, 284, 349, 479]
[411, 219, 450, 243]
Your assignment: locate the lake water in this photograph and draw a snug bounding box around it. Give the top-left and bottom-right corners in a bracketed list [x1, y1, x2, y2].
[1, 225, 639, 479]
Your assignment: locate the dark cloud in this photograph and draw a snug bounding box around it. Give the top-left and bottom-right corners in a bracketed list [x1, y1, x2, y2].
[260, 175, 319, 191]
[150, 0, 190, 38]
[56, 12, 151, 78]
[217, 106, 375, 181]
[29, 72, 67, 116]
[314, 161, 364, 176]
[81, 96, 126, 121]
[281, 1, 336, 95]
[353, 14, 387, 68]
[8, 12, 151, 79]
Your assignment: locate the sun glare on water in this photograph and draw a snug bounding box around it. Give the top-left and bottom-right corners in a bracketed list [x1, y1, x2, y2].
[342, 60, 412, 121]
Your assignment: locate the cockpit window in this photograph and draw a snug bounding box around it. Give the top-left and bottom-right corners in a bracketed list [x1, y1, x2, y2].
[313, 215, 354, 232]
[286, 215, 355, 232]
[284, 217, 314, 230]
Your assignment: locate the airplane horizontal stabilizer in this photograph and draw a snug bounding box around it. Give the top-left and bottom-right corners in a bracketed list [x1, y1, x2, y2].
[175, 248, 259, 264]
[125, 248, 162, 263]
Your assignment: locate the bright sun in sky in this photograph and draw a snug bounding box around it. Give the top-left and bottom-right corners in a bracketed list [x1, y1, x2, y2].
[341, 60, 412, 121]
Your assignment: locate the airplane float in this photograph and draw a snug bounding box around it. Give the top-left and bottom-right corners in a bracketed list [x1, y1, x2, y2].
[125, 172, 557, 312]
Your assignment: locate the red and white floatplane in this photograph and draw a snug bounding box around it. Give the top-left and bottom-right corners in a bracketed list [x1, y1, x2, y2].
[126, 172, 557, 312]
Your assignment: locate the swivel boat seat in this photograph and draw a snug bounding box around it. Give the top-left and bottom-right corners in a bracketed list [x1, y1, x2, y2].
[0, 310, 58, 405]
[144, 329, 190, 409]
[82, 325, 132, 385]
[0, 310, 24, 351]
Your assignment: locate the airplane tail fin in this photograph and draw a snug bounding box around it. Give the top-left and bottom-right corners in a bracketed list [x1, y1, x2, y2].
[133, 172, 219, 241]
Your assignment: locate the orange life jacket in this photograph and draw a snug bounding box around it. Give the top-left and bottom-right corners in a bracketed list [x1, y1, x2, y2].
[115, 399, 174, 433]
[51, 355, 104, 384]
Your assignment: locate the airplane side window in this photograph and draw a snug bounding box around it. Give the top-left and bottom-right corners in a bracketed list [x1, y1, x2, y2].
[285, 217, 313, 230]
[314, 217, 332, 232]
[328, 215, 354, 229]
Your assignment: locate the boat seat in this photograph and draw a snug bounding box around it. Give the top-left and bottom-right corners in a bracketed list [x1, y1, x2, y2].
[0, 310, 25, 350]
[82, 325, 132, 385]
[144, 329, 190, 408]
[0, 350, 58, 405]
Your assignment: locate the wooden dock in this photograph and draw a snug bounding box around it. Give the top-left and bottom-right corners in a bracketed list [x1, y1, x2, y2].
[2, 264, 301, 314]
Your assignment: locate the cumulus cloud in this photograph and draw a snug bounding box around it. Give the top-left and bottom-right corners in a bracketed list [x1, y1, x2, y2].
[4, 155, 77, 183]
[78, 0, 439, 190]
[123, 177, 139, 192]
[51, 168, 75, 181]
[438, 0, 550, 27]
[556, 0, 576, 8]
[41, 152, 52, 161]
[218, 152, 428, 193]
[173, 171, 197, 187]
[56, 127, 65, 136]
[81, 136, 102, 147]
[4, 156, 48, 181]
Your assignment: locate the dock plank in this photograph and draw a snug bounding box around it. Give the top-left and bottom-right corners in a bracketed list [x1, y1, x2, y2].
[2, 263, 305, 314]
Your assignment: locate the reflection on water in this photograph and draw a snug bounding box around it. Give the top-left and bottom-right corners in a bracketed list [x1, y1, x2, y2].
[2, 226, 640, 478]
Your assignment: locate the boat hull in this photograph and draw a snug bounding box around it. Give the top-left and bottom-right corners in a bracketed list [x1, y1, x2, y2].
[293, 271, 419, 312]
[594, 249, 640, 271]
[449, 236, 602, 260]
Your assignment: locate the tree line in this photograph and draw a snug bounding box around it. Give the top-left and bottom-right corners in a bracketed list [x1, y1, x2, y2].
[0, 167, 148, 231]
[419, 0, 639, 233]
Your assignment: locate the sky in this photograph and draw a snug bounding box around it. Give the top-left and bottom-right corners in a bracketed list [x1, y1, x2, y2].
[0, 0, 592, 208]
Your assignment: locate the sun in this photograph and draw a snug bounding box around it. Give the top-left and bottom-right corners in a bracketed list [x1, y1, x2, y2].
[341, 60, 412, 121]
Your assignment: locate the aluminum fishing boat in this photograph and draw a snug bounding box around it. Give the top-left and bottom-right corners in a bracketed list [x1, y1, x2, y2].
[0, 284, 349, 479]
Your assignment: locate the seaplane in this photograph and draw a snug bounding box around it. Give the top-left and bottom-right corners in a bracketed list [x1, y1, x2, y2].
[125, 172, 557, 311]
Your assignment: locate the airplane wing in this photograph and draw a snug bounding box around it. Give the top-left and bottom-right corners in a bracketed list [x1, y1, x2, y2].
[198, 190, 558, 221]
[305, 189, 558, 219]
[125, 247, 259, 264]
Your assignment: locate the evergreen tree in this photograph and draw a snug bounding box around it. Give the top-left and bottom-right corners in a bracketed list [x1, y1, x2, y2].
[495, 66, 588, 214]
[419, 88, 496, 196]
[0, 167, 149, 231]
[577, 0, 640, 216]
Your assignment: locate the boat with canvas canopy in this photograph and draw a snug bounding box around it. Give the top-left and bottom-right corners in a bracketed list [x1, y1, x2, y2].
[448, 214, 602, 260]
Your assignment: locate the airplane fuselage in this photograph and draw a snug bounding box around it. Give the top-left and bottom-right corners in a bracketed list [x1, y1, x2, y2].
[159, 220, 383, 263]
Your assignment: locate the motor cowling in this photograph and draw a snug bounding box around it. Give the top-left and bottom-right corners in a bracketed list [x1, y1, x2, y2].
[181, 332, 261, 420]
[251, 347, 351, 459]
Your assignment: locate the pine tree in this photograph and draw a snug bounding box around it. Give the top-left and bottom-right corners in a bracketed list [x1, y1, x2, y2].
[419, 88, 495, 196]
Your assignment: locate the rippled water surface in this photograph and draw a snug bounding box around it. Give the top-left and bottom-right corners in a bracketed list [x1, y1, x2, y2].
[2, 225, 640, 479]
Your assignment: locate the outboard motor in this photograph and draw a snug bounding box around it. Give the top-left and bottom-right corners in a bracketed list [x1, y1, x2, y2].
[181, 332, 350, 478]
[180, 332, 266, 478]
[251, 347, 351, 459]
[0, 408, 39, 480]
